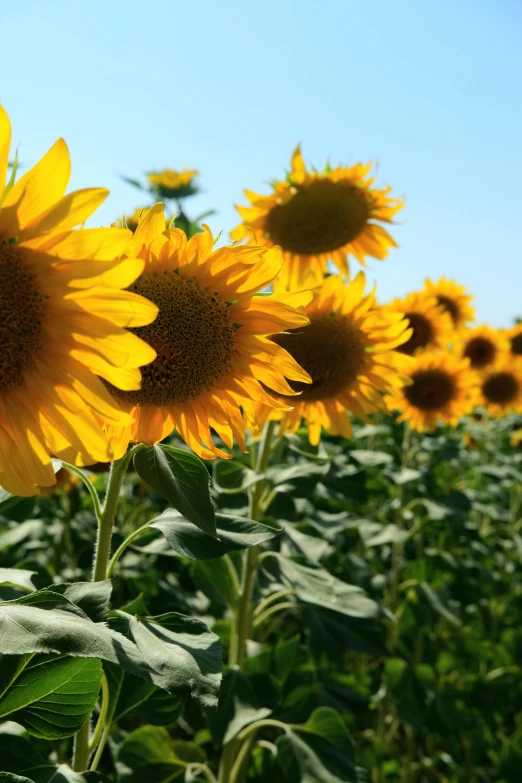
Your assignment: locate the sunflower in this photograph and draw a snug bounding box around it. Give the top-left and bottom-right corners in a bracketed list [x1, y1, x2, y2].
[0, 106, 158, 496]
[510, 428, 522, 449]
[230, 146, 403, 291]
[477, 362, 522, 417]
[454, 325, 509, 371]
[119, 207, 148, 232]
[506, 324, 522, 360]
[253, 273, 413, 445]
[147, 168, 199, 200]
[385, 352, 476, 431]
[423, 277, 475, 329]
[102, 202, 312, 460]
[386, 292, 453, 355]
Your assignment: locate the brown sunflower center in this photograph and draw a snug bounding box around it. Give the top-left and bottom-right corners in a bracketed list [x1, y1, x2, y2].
[482, 372, 519, 405]
[398, 312, 434, 355]
[436, 295, 459, 324]
[404, 369, 455, 411]
[464, 337, 496, 369]
[106, 272, 237, 406]
[0, 243, 45, 394]
[264, 179, 370, 256]
[271, 314, 366, 402]
[510, 333, 522, 355]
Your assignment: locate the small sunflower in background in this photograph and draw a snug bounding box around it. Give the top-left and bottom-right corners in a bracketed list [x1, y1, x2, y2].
[477, 362, 522, 417]
[506, 324, 522, 361]
[0, 106, 158, 496]
[510, 428, 522, 449]
[386, 292, 453, 356]
[454, 325, 509, 371]
[385, 352, 476, 432]
[254, 272, 412, 445]
[231, 146, 403, 291]
[147, 168, 199, 200]
[102, 203, 312, 460]
[119, 207, 148, 232]
[423, 277, 475, 330]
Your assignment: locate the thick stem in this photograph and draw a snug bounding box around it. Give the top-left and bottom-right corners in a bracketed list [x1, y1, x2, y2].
[72, 720, 90, 772]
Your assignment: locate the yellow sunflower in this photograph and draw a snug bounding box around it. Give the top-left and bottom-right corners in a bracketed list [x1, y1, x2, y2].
[0, 106, 158, 496]
[385, 352, 476, 431]
[253, 272, 413, 445]
[386, 292, 453, 356]
[454, 325, 509, 371]
[423, 277, 475, 329]
[230, 146, 404, 291]
[506, 324, 522, 360]
[477, 362, 522, 417]
[510, 428, 522, 449]
[147, 168, 199, 199]
[102, 202, 312, 460]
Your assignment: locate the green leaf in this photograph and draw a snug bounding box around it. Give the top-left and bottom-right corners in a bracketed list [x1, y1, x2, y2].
[276, 725, 357, 782]
[360, 524, 408, 548]
[0, 733, 111, 782]
[386, 467, 422, 484]
[0, 775, 35, 783]
[46, 581, 112, 622]
[192, 558, 239, 608]
[213, 460, 263, 493]
[0, 569, 36, 592]
[134, 444, 216, 537]
[109, 610, 222, 708]
[206, 668, 271, 746]
[117, 726, 190, 783]
[417, 582, 461, 626]
[0, 655, 102, 739]
[150, 509, 282, 560]
[349, 450, 393, 467]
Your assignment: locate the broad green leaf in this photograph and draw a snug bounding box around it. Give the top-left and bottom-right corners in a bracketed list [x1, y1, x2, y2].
[0, 569, 36, 592]
[266, 462, 329, 487]
[304, 606, 386, 658]
[46, 581, 112, 622]
[213, 461, 263, 493]
[0, 655, 102, 739]
[134, 444, 216, 537]
[117, 726, 196, 783]
[386, 467, 422, 485]
[109, 610, 222, 707]
[0, 775, 35, 783]
[297, 707, 354, 752]
[281, 527, 330, 563]
[192, 557, 239, 608]
[276, 727, 357, 782]
[0, 520, 44, 551]
[206, 668, 271, 746]
[150, 509, 282, 560]
[360, 524, 408, 548]
[0, 734, 110, 782]
[349, 450, 393, 467]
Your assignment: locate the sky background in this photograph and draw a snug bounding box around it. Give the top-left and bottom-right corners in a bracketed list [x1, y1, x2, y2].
[1, 0, 520, 325]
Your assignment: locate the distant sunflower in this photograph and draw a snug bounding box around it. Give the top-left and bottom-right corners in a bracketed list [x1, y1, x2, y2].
[385, 352, 476, 431]
[507, 324, 522, 360]
[103, 203, 312, 460]
[121, 207, 148, 232]
[478, 362, 522, 417]
[254, 273, 412, 444]
[147, 168, 199, 200]
[455, 325, 509, 371]
[424, 277, 475, 329]
[386, 292, 452, 356]
[231, 146, 404, 291]
[510, 428, 522, 448]
[0, 106, 158, 496]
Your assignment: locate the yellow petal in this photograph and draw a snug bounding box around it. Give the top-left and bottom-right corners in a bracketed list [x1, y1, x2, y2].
[40, 227, 133, 261]
[63, 288, 159, 328]
[0, 105, 11, 196]
[20, 188, 108, 240]
[290, 144, 307, 185]
[133, 201, 165, 246]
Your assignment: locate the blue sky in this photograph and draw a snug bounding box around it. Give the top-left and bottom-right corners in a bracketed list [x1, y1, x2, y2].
[2, 0, 520, 324]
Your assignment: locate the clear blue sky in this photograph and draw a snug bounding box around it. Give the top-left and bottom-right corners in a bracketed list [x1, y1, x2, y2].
[2, 0, 520, 325]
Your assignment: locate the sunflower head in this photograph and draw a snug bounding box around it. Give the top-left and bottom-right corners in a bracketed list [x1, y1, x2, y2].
[253, 272, 413, 445]
[478, 361, 522, 417]
[386, 292, 453, 356]
[385, 351, 477, 432]
[147, 168, 199, 200]
[424, 277, 475, 329]
[102, 203, 314, 460]
[455, 325, 509, 371]
[507, 324, 522, 360]
[231, 145, 404, 291]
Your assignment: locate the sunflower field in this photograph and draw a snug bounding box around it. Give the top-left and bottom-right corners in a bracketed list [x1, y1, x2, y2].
[2, 106, 522, 783]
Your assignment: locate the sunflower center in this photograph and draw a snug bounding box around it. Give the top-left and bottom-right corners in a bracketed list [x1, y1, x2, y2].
[436, 295, 459, 324]
[464, 337, 496, 369]
[106, 272, 237, 406]
[404, 369, 455, 411]
[0, 243, 45, 394]
[510, 333, 522, 355]
[398, 313, 434, 355]
[271, 314, 366, 402]
[264, 179, 370, 256]
[482, 372, 519, 405]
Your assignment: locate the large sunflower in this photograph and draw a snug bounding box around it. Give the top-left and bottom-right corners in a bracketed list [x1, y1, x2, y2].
[454, 325, 509, 371]
[254, 273, 413, 444]
[423, 277, 475, 329]
[386, 292, 453, 356]
[102, 203, 312, 460]
[385, 352, 476, 431]
[0, 106, 158, 496]
[477, 362, 522, 417]
[230, 146, 403, 291]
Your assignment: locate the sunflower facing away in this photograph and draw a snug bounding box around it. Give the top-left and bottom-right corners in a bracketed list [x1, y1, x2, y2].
[423, 277, 475, 329]
[0, 106, 158, 496]
[477, 362, 522, 417]
[385, 351, 476, 432]
[102, 202, 312, 460]
[231, 146, 404, 291]
[386, 292, 453, 356]
[254, 272, 413, 444]
[455, 325, 509, 371]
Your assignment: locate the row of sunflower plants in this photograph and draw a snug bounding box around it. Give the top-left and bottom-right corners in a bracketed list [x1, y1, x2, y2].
[1, 104, 522, 783]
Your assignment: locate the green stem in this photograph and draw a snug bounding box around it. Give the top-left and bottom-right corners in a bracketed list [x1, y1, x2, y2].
[253, 587, 294, 618]
[89, 673, 109, 754]
[72, 720, 90, 773]
[229, 735, 255, 783]
[106, 519, 154, 578]
[186, 763, 218, 783]
[61, 462, 103, 522]
[252, 601, 296, 629]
